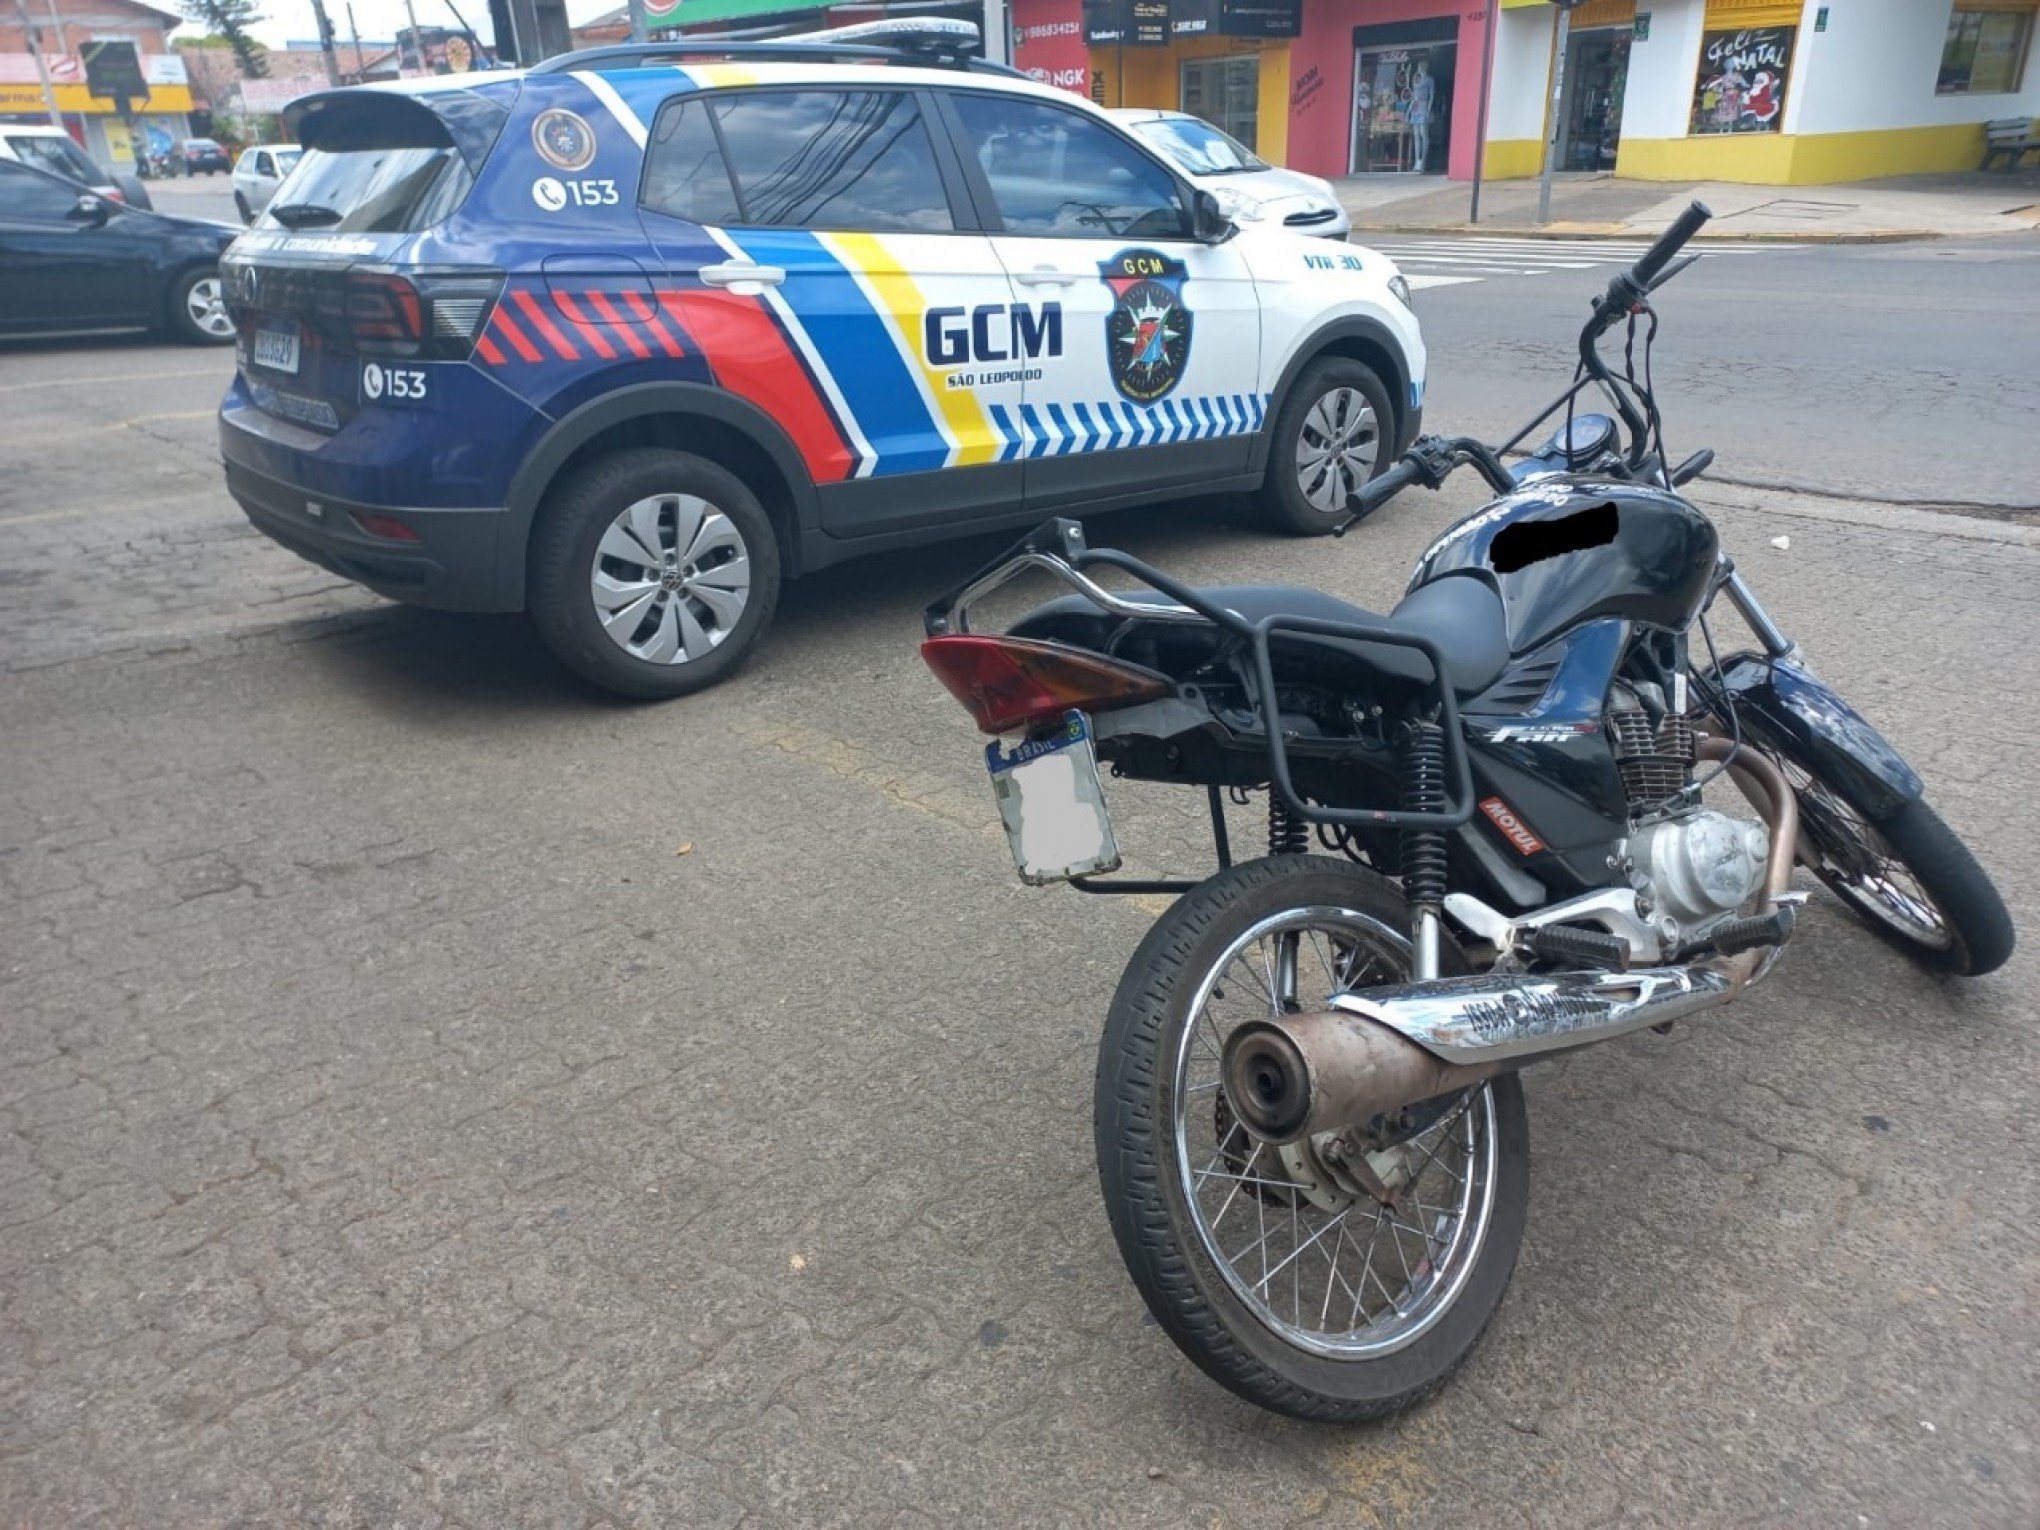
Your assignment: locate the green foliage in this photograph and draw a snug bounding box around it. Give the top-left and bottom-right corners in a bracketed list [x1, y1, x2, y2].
[180, 0, 269, 78]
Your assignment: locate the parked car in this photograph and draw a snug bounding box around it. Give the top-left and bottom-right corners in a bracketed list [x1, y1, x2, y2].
[218, 20, 1421, 697]
[0, 123, 152, 209]
[0, 158, 237, 343]
[178, 137, 232, 175]
[231, 144, 302, 224]
[1109, 108, 1350, 241]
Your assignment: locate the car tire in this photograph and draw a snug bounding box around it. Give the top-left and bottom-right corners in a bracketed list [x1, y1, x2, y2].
[166, 267, 235, 346]
[235, 192, 253, 224]
[1253, 357, 1398, 536]
[528, 448, 781, 700]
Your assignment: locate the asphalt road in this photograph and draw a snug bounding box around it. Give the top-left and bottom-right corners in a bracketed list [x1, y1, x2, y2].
[2, 252, 2037, 1528]
[1405, 232, 2040, 512]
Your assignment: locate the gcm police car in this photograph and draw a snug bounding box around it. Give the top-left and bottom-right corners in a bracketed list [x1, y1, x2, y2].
[218, 21, 1424, 698]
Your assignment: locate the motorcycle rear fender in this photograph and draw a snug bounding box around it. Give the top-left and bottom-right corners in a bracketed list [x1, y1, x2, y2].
[1710, 651, 1923, 818]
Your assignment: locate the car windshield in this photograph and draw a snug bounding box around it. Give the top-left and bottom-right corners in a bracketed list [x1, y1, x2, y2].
[1127, 116, 1268, 176]
[275, 148, 302, 173]
[7, 133, 103, 185]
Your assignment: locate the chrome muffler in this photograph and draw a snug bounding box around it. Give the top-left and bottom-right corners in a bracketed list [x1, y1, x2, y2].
[1221, 964, 1737, 1144]
[1220, 735, 1800, 1147]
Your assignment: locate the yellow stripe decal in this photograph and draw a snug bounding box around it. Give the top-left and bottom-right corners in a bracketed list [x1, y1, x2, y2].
[826, 231, 1002, 469]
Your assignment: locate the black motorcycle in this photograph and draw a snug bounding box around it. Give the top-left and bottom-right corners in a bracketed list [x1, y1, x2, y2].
[919, 203, 2013, 1420]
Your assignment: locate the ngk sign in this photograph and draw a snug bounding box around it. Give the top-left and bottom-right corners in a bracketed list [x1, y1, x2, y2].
[1013, 0, 1088, 97]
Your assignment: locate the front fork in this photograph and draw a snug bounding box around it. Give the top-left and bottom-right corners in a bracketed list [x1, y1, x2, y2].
[1715, 555, 1797, 661]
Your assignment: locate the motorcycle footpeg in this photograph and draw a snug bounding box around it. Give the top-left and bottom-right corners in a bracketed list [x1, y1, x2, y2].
[1705, 904, 1797, 958]
[1526, 923, 1631, 971]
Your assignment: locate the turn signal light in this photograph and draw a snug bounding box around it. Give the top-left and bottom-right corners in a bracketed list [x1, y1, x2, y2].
[921, 634, 1169, 736]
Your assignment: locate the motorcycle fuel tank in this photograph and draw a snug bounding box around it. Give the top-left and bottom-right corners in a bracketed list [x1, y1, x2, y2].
[1407, 479, 1720, 656]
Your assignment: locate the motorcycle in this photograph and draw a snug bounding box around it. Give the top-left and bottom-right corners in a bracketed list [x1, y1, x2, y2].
[918, 202, 2013, 1421]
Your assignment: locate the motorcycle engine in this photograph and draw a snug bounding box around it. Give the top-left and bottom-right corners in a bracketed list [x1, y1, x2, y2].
[1619, 810, 1769, 943]
[1606, 681, 1769, 943]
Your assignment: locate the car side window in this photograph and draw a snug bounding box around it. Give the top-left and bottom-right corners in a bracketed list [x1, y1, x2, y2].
[257, 152, 274, 177]
[0, 162, 82, 223]
[709, 89, 953, 234]
[947, 94, 1189, 241]
[640, 98, 744, 226]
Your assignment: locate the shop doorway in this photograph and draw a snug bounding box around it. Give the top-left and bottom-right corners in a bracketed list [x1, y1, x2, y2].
[1181, 55, 1261, 152]
[1349, 36, 1455, 174]
[1557, 26, 1630, 172]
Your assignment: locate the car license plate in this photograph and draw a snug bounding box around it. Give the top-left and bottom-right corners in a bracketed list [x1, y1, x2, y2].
[986, 712, 1121, 886]
[252, 325, 300, 375]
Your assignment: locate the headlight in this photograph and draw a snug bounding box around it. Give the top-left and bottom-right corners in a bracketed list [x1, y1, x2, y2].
[1389, 273, 1413, 310]
[1213, 187, 1267, 222]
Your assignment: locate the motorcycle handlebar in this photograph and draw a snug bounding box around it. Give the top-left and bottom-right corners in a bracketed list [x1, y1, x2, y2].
[1629, 198, 1712, 289]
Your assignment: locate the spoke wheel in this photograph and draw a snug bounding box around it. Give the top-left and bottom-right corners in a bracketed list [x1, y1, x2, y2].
[1096, 855, 1529, 1421]
[1788, 765, 1951, 952]
[1174, 907, 1497, 1359]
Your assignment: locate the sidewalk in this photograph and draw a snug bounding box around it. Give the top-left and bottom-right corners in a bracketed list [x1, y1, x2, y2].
[1334, 167, 2040, 241]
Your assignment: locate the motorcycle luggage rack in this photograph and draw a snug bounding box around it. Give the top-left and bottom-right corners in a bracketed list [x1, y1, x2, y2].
[925, 519, 1477, 897]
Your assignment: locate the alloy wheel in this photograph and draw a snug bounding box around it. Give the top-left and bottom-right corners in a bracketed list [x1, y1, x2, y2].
[1296, 388, 1381, 513]
[187, 276, 234, 339]
[588, 491, 752, 666]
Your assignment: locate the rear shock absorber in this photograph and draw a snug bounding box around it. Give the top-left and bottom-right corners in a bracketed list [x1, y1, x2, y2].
[1267, 792, 1311, 858]
[1399, 721, 1450, 981]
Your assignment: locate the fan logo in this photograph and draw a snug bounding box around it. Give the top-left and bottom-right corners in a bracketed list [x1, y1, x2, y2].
[1480, 722, 1593, 744]
[1479, 796, 1547, 856]
[1100, 248, 1191, 403]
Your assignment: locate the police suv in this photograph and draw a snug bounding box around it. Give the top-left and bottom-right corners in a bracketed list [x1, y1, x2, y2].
[218, 21, 1424, 698]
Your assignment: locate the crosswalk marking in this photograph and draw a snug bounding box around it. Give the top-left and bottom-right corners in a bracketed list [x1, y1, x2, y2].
[1357, 234, 1797, 290]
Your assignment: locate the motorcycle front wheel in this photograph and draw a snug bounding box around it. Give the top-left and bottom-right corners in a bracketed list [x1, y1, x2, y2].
[1094, 855, 1529, 1422]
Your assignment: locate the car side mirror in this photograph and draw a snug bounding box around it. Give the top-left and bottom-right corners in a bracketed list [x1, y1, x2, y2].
[70, 193, 111, 226]
[1192, 187, 1234, 244]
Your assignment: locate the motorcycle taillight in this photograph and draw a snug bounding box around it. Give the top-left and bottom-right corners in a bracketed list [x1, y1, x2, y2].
[920, 634, 1169, 736]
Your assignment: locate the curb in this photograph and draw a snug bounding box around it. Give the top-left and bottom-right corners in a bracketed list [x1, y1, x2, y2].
[1348, 221, 1943, 244]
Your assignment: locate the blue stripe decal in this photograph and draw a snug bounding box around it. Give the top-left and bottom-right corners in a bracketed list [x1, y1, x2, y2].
[979, 394, 1267, 461]
[717, 228, 946, 478]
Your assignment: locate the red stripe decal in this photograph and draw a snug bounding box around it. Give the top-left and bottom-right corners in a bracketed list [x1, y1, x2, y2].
[552, 291, 617, 359]
[490, 306, 544, 364]
[586, 291, 651, 359]
[475, 332, 507, 366]
[512, 288, 579, 361]
[623, 291, 685, 358]
[656, 287, 854, 482]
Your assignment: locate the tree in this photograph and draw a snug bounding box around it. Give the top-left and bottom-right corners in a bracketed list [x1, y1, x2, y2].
[180, 0, 268, 78]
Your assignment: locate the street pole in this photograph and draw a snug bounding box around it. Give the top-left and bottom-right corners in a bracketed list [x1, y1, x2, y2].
[308, 0, 344, 85]
[981, 0, 1010, 65]
[626, 0, 647, 44]
[346, 2, 364, 81]
[1536, 1, 1572, 226]
[8, 0, 66, 130]
[1469, 1, 1498, 223]
[400, 0, 425, 71]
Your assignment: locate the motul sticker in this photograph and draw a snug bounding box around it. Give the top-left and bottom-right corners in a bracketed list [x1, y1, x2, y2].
[1479, 797, 1546, 856]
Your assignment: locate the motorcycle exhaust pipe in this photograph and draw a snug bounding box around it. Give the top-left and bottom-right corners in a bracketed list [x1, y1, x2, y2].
[1221, 964, 1738, 1145]
[1222, 736, 1801, 1147]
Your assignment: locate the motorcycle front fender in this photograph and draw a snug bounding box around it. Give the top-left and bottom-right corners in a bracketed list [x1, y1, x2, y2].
[1709, 651, 1923, 818]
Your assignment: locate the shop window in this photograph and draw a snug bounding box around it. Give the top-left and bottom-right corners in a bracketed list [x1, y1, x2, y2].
[1938, 8, 2034, 95]
[1181, 56, 1260, 152]
[1689, 25, 1794, 135]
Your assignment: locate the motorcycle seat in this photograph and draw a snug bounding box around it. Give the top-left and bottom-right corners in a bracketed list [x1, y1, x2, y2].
[1009, 574, 1510, 700]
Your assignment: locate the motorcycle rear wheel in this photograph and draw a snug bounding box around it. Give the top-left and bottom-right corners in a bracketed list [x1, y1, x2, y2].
[1094, 855, 1529, 1422]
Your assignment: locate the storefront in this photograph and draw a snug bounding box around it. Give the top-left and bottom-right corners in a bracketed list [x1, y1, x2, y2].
[1282, 0, 1493, 180]
[1077, 0, 1300, 161]
[0, 52, 192, 171]
[1488, 0, 2040, 186]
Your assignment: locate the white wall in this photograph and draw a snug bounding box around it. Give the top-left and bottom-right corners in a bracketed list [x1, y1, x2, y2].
[1791, 0, 2040, 134]
[1620, 0, 1710, 138]
[1486, 3, 1557, 141]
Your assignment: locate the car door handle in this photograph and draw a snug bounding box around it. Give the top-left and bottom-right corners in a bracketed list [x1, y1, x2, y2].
[1014, 266, 1077, 287]
[699, 261, 785, 289]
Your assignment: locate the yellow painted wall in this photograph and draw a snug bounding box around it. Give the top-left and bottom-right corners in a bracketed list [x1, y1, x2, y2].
[1616, 122, 1998, 183]
[1482, 138, 1546, 178]
[1091, 38, 1292, 166]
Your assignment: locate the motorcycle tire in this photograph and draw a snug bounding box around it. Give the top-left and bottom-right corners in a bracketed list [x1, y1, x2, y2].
[1786, 770, 2014, 977]
[1094, 855, 1529, 1422]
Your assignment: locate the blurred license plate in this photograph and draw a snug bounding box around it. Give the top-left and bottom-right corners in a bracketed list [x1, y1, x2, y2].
[986, 712, 1121, 886]
[252, 326, 299, 374]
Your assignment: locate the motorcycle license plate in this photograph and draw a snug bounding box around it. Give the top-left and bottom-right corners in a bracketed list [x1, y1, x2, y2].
[986, 712, 1121, 886]
[252, 325, 300, 375]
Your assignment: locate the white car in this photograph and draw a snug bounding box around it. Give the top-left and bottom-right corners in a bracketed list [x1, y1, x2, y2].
[231, 144, 303, 225]
[1110, 108, 1350, 241]
[0, 123, 151, 209]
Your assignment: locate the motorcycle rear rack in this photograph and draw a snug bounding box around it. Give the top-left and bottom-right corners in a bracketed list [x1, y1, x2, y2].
[925, 518, 1478, 862]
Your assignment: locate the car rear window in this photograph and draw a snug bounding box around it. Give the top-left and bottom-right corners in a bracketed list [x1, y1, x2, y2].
[274, 88, 505, 232]
[6, 133, 102, 185]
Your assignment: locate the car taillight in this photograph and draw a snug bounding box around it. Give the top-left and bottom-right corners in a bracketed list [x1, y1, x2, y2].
[345, 267, 504, 360]
[921, 634, 1169, 736]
